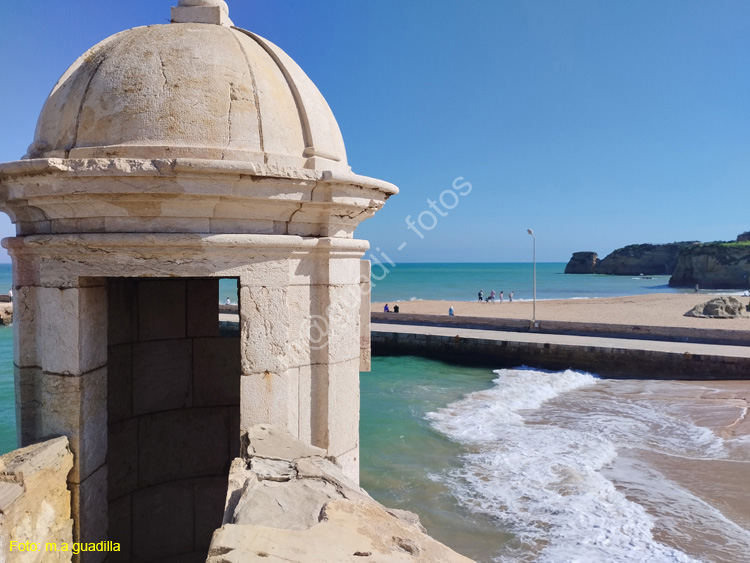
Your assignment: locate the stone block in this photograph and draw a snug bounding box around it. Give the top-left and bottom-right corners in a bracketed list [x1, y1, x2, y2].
[239, 286, 289, 373]
[138, 408, 229, 487]
[319, 358, 360, 460]
[295, 364, 313, 444]
[233, 479, 340, 530]
[194, 476, 229, 551]
[12, 285, 39, 368]
[104, 216, 211, 234]
[39, 286, 107, 375]
[209, 218, 275, 234]
[108, 279, 138, 346]
[107, 418, 138, 501]
[187, 278, 220, 338]
[132, 339, 192, 416]
[324, 257, 361, 286]
[70, 464, 108, 551]
[132, 481, 194, 562]
[107, 343, 132, 424]
[193, 337, 240, 407]
[320, 284, 362, 365]
[50, 216, 106, 233]
[39, 368, 107, 483]
[171, 5, 233, 26]
[14, 366, 41, 446]
[331, 446, 360, 485]
[137, 280, 186, 341]
[359, 260, 371, 372]
[229, 406, 240, 460]
[237, 259, 291, 290]
[285, 284, 313, 369]
[107, 494, 132, 562]
[240, 370, 298, 438]
[245, 424, 325, 460]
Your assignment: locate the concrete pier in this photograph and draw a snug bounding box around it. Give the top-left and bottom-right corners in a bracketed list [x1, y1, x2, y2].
[371, 322, 750, 380]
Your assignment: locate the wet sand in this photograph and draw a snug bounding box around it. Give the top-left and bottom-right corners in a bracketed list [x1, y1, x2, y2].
[374, 293, 750, 332]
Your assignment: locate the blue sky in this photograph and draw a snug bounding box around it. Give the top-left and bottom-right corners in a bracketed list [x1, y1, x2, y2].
[1, 1, 749, 263]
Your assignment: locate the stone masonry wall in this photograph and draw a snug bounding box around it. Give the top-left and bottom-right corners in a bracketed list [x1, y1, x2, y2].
[372, 331, 750, 380]
[107, 278, 240, 563]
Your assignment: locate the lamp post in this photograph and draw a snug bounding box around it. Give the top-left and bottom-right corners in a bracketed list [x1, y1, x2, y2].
[527, 228, 536, 329]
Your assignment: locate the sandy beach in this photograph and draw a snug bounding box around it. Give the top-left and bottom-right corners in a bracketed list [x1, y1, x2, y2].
[375, 293, 750, 332]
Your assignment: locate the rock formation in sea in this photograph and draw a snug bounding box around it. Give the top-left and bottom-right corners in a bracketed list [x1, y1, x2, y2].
[564, 242, 698, 276]
[669, 242, 750, 289]
[564, 251, 599, 274]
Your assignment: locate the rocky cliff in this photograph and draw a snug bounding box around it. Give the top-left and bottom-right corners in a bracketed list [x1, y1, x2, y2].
[669, 242, 750, 289]
[564, 251, 599, 274]
[737, 231, 750, 242]
[565, 243, 698, 276]
[595, 242, 698, 275]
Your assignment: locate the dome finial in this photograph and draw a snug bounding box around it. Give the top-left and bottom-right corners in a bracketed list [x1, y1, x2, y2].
[172, 0, 234, 27]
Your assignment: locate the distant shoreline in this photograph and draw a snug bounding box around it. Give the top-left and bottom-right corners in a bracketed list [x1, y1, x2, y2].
[373, 293, 750, 332]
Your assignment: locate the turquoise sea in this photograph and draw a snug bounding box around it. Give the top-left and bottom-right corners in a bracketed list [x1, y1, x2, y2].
[369, 262, 703, 303]
[363, 263, 750, 562]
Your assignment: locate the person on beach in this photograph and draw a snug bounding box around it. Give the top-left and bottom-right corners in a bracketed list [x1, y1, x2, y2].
[499, 291, 504, 302]
[478, 289, 483, 301]
[393, 304, 399, 313]
[384, 303, 390, 312]
[694, 284, 699, 293]
[448, 306, 454, 316]
[226, 297, 231, 305]
[487, 290, 496, 302]
[509, 291, 514, 302]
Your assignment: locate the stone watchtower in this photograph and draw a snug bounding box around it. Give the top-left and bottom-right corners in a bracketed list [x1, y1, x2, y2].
[0, 1, 396, 560]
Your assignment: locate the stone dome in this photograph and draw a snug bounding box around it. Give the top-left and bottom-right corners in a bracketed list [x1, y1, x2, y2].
[25, 15, 349, 171]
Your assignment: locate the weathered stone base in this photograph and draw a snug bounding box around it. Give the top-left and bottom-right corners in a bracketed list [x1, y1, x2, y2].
[0, 437, 74, 562]
[207, 425, 472, 563]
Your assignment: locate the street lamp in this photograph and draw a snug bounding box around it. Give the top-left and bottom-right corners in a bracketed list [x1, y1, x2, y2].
[527, 229, 536, 329]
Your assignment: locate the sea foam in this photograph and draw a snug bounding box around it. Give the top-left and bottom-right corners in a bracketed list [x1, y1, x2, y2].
[427, 368, 707, 562]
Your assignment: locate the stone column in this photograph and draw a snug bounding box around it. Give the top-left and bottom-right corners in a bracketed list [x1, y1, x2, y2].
[12, 264, 109, 556]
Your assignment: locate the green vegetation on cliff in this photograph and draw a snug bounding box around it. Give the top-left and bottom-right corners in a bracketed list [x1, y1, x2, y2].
[669, 241, 750, 289]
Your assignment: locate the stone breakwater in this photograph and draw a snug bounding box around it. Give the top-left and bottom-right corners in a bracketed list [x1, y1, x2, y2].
[371, 320, 750, 380]
[371, 312, 750, 346]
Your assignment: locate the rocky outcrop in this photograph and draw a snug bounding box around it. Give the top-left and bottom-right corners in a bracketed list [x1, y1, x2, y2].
[564, 252, 599, 274]
[595, 242, 698, 275]
[565, 243, 698, 276]
[737, 231, 750, 242]
[0, 437, 74, 562]
[0, 303, 12, 325]
[207, 424, 472, 563]
[685, 296, 748, 318]
[669, 242, 750, 289]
